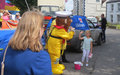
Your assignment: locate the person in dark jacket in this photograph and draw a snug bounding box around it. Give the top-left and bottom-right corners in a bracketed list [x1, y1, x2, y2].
[0, 10, 52, 75]
[101, 14, 107, 42]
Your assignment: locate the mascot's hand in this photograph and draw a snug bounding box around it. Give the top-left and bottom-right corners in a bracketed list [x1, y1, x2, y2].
[69, 26, 75, 31]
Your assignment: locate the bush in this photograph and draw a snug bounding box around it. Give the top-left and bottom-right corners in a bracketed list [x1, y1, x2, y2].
[116, 25, 120, 29]
[107, 22, 112, 27]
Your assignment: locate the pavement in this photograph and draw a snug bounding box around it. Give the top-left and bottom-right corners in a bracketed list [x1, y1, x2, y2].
[61, 29, 120, 75]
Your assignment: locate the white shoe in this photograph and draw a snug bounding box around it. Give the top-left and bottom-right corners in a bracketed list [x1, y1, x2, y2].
[86, 64, 89, 67]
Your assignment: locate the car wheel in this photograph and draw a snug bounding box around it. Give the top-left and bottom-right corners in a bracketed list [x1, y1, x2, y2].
[97, 34, 102, 46]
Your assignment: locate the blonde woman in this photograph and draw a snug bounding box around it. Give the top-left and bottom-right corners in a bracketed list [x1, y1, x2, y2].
[0, 11, 52, 75]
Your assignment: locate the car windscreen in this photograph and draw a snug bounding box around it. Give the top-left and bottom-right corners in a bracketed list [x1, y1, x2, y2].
[87, 17, 98, 23]
[87, 20, 95, 28]
[40, 6, 59, 16]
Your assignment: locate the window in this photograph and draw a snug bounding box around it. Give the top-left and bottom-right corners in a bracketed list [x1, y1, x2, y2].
[111, 15, 113, 23]
[51, 7, 59, 16]
[111, 4, 114, 11]
[39, 6, 59, 16]
[118, 3, 120, 11]
[117, 15, 120, 23]
[40, 7, 50, 16]
[87, 20, 94, 28]
[96, 0, 100, 2]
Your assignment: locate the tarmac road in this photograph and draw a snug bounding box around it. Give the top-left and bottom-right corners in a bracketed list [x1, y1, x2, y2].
[62, 29, 120, 75]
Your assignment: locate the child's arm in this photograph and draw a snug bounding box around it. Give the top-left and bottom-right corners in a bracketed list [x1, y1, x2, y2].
[90, 41, 93, 53]
[79, 31, 84, 40]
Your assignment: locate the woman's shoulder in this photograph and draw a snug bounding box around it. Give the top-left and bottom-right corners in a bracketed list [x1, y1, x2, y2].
[27, 49, 50, 59]
[6, 48, 51, 64]
[7, 47, 50, 58]
[37, 50, 50, 57]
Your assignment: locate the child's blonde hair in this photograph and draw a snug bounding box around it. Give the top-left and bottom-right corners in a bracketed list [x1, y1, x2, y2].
[85, 30, 91, 33]
[85, 30, 91, 36]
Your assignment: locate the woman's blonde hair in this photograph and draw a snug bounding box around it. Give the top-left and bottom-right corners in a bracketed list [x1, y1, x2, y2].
[9, 10, 44, 52]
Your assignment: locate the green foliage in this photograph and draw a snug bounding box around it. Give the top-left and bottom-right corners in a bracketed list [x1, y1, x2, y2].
[9, 0, 37, 14]
[106, 22, 112, 27]
[116, 25, 120, 29]
[108, 24, 120, 29]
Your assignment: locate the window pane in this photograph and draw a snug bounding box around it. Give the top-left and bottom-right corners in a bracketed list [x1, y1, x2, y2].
[118, 3, 120, 11]
[87, 20, 94, 28]
[51, 7, 59, 16]
[111, 4, 114, 11]
[96, 0, 100, 2]
[117, 15, 120, 23]
[111, 15, 113, 23]
[40, 7, 50, 16]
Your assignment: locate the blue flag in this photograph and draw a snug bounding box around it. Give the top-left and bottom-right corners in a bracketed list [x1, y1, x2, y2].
[0, 30, 46, 53]
[70, 15, 90, 30]
[46, 18, 53, 29]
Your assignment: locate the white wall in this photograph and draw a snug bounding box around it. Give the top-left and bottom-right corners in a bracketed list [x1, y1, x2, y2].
[85, 0, 107, 18]
[107, 2, 120, 24]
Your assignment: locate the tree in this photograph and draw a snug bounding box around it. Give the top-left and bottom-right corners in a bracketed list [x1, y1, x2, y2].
[9, 0, 37, 14]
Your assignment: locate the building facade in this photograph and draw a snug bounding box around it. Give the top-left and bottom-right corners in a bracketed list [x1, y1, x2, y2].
[106, 0, 120, 24]
[85, 0, 108, 17]
[72, 0, 84, 15]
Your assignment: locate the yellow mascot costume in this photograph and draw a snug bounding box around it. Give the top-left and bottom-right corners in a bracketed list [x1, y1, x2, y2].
[46, 11, 75, 74]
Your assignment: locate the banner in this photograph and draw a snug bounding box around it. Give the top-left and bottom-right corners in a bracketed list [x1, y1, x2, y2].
[65, 0, 73, 11]
[0, 0, 5, 9]
[70, 15, 90, 30]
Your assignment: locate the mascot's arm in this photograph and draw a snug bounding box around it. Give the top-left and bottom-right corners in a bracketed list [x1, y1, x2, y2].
[54, 29, 74, 40]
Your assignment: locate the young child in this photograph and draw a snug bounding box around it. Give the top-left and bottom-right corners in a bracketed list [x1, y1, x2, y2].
[79, 30, 93, 66]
